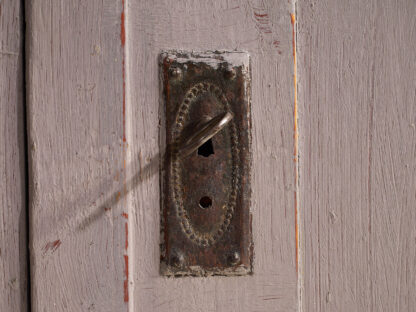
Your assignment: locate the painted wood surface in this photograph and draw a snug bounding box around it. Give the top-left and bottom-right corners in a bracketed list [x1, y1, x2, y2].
[0, 1, 27, 311]
[129, 1, 298, 311]
[26, 1, 129, 311]
[298, 0, 416, 311]
[27, 0, 298, 311]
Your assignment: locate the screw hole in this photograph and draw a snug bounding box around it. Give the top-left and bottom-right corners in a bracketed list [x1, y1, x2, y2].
[227, 252, 240, 265]
[198, 139, 214, 157]
[199, 196, 212, 209]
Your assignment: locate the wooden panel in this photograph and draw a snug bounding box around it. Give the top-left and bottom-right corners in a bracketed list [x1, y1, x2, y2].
[26, 1, 129, 311]
[129, 0, 298, 311]
[298, 0, 416, 311]
[27, 0, 299, 310]
[0, 1, 27, 311]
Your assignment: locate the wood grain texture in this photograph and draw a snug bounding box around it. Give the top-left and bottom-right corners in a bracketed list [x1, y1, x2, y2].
[26, 1, 129, 311]
[27, 0, 298, 310]
[129, 0, 297, 311]
[298, 0, 416, 311]
[0, 1, 27, 311]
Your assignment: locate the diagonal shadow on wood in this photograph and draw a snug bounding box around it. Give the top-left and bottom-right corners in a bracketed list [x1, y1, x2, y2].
[75, 121, 211, 232]
[76, 150, 162, 232]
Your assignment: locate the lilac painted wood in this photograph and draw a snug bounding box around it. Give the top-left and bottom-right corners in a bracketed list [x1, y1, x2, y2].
[26, 1, 129, 310]
[27, 0, 298, 311]
[0, 1, 27, 311]
[298, 0, 416, 311]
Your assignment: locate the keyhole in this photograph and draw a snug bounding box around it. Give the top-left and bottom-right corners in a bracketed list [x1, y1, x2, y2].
[198, 139, 214, 157]
[199, 196, 212, 209]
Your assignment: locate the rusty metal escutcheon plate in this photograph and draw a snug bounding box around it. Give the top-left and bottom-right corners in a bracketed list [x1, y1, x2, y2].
[159, 50, 252, 276]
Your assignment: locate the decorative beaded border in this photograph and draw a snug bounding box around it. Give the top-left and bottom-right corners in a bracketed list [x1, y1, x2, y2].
[172, 81, 240, 247]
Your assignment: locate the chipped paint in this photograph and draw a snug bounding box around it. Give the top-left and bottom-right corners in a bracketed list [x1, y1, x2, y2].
[123, 255, 129, 302]
[249, 5, 282, 54]
[164, 50, 249, 70]
[43, 240, 62, 254]
[120, 12, 126, 47]
[253, 10, 272, 34]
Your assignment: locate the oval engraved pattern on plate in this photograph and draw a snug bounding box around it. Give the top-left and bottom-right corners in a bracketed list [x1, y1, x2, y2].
[172, 81, 240, 247]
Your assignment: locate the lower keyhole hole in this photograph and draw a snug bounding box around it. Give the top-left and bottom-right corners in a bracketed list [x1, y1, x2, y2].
[199, 196, 212, 209]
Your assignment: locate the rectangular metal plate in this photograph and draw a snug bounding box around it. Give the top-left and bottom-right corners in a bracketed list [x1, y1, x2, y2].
[159, 51, 252, 276]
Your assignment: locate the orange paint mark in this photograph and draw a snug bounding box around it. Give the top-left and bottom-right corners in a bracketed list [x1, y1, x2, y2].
[116, 192, 121, 201]
[291, 13, 296, 25]
[121, 212, 128, 219]
[291, 12, 299, 275]
[123, 255, 129, 302]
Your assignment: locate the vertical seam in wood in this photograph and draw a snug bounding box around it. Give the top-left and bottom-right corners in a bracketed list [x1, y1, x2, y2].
[291, 12, 298, 275]
[291, 3, 303, 311]
[367, 28, 376, 312]
[121, 0, 130, 307]
[22, 0, 31, 310]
